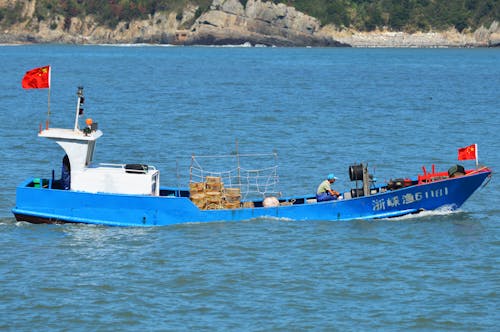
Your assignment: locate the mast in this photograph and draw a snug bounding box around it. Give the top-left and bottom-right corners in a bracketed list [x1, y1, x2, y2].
[362, 164, 371, 197]
[73, 86, 84, 131]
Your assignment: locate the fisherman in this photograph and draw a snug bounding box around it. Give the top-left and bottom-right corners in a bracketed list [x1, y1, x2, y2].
[83, 118, 93, 136]
[316, 173, 340, 202]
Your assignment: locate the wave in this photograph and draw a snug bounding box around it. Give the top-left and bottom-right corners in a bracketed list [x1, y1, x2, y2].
[384, 205, 462, 221]
[95, 43, 175, 47]
[0, 217, 16, 225]
[202, 42, 270, 48]
[93, 42, 273, 48]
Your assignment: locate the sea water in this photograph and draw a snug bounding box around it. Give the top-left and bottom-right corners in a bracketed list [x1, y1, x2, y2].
[0, 45, 499, 330]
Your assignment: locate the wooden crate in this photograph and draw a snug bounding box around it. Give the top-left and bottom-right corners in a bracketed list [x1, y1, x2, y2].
[223, 187, 241, 203]
[224, 201, 241, 209]
[190, 193, 206, 209]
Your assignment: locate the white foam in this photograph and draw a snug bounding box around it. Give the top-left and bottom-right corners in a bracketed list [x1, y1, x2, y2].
[96, 43, 174, 47]
[386, 205, 460, 221]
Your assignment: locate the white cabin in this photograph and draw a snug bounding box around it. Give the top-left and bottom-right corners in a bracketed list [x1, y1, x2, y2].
[39, 127, 160, 196]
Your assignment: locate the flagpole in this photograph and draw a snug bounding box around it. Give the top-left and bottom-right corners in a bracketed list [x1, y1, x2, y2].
[475, 144, 479, 169]
[47, 87, 51, 129]
[46, 66, 51, 130]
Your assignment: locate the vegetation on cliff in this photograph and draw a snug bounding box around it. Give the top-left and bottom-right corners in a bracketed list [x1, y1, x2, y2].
[1, 0, 498, 33]
[289, 0, 499, 32]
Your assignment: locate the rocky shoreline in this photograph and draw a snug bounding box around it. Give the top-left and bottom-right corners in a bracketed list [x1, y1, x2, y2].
[1, 0, 499, 47]
[326, 25, 500, 48]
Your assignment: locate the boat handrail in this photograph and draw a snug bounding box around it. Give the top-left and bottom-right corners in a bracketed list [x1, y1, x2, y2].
[193, 152, 278, 159]
[97, 163, 157, 171]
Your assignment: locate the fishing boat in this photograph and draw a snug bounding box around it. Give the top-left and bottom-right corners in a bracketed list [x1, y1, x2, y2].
[12, 87, 492, 226]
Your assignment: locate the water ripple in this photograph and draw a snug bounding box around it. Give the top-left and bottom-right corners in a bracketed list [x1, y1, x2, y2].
[0, 46, 499, 331]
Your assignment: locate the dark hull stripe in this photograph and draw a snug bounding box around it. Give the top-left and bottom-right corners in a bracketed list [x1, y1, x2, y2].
[14, 213, 72, 225]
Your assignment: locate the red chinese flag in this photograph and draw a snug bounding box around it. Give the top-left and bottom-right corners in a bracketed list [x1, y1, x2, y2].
[458, 144, 477, 160]
[22, 65, 50, 89]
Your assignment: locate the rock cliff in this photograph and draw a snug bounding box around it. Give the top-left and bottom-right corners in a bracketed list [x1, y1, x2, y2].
[0, 0, 498, 47]
[185, 0, 344, 46]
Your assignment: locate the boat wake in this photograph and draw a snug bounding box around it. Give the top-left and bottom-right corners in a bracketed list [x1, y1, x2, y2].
[385, 205, 462, 221]
[249, 216, 295, 222]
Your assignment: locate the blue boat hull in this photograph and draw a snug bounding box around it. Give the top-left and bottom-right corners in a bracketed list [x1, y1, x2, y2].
[12, 170, 491, 226]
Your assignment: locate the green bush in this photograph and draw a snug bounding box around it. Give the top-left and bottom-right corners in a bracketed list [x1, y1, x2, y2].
[0, 2, 24, 27]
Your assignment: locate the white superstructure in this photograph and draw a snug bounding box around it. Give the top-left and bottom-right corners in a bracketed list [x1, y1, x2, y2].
[38, 87, 160, 196]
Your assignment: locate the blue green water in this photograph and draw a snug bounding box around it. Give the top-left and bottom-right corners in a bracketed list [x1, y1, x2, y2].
[0, 45, 499, 330]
